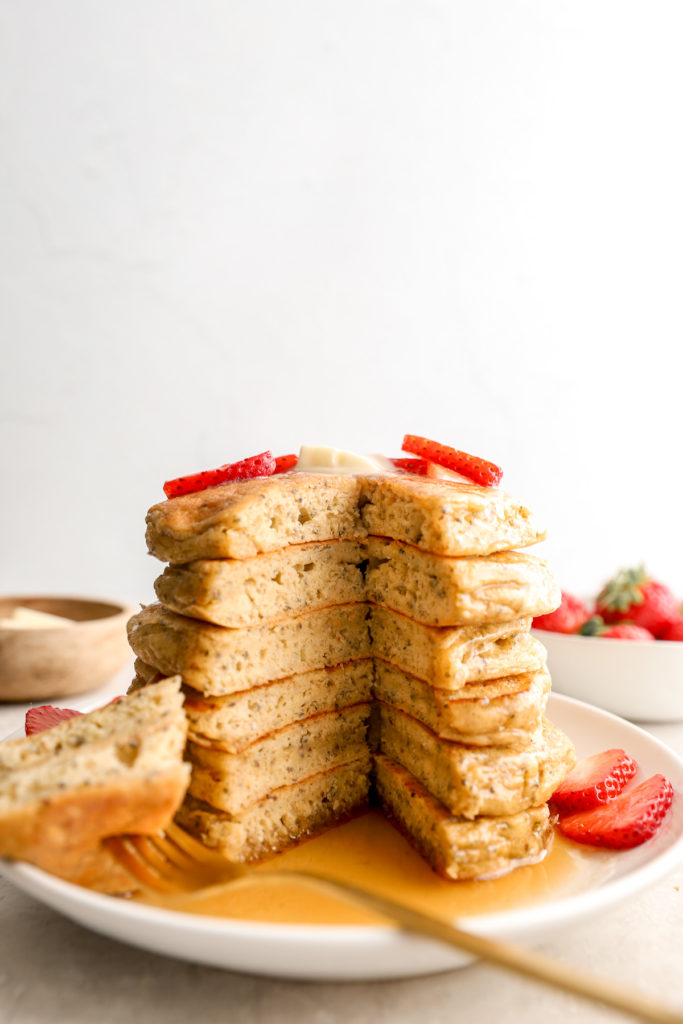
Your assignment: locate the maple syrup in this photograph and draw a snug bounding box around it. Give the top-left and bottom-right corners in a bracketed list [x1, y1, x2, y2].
[139, 811, 588, 926]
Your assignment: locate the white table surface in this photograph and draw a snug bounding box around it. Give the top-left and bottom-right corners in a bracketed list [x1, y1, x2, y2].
[1, 664, 682, 1024]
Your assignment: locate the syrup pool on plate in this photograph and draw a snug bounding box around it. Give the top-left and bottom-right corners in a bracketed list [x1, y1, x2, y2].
[136, 810, 606, 925]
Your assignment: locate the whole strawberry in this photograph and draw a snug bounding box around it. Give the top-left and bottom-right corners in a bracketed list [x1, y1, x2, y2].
[532, 591, 591, 634]
[660, 618, 683, 642]
[595, 566, 680, 638]
[601, 623, 655, 640]
[578, 617, 654, 640]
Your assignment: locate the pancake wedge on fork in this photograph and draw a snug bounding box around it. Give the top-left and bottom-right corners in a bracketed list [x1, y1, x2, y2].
[0, 678, 190, 892]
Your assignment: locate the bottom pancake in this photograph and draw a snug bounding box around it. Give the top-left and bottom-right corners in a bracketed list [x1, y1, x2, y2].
[373, 753, 554, 880]
[177, 756, 371, 863]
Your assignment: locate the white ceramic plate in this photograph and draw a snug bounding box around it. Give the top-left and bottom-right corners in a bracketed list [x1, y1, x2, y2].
[533, 629, 683, 722]
[1, 694, 683, 981]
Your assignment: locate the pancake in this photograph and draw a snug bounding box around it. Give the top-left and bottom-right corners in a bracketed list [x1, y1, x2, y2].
[154, 539, 366, 628]
[167, 661, 373, 751]
[177, 756, 371, 863]
[365, 541, 561, 626]
[127, 602, 372, 696]
[147, 473, 365, 562]
[374, 753, 553, 880]
[187, 703, 370, 814]
[377, 706, 576, 818]
[146, 472, 545, 565]
[0, 676, 185, 773]
[360, 474, 545, 557]
[373, 661, 551, 746]
[150, 541, 558, 633]
[368, 607, 546, 689]
[0, 678, 190, 892]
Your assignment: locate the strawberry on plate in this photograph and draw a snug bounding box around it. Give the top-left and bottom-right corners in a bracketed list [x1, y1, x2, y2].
[551, 749, 638, 814]
[401, 435, 503, 487]
[557, 773, 674, 849]
[533, 592, 591, 634]
[163, 451, 277, 499]
[596, 566, 680, 638]
[25, 705, 82, 734]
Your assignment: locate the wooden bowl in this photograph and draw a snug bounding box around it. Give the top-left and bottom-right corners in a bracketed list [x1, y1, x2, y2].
[0, 596, 135, 702]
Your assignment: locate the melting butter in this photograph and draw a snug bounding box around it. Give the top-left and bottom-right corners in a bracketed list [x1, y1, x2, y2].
[295, 445, 395, 475]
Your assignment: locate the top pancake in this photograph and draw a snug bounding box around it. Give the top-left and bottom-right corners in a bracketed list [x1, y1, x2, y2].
[146, 472, 546, 563]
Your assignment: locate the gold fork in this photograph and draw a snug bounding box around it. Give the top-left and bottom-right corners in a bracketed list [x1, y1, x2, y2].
[105, 824, 682, 1024]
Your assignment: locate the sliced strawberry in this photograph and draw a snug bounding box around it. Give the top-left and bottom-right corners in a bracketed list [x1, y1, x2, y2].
[163, 451, 276, 499]
[551, 749, 637, 814]
[557, 774, 674, 849]
[390, 457, 430, 475]
[401, 435, 503, 487]
[533, 592, 591, 634]
[25, 705, 82, 734]
[273, 454, 298, 474]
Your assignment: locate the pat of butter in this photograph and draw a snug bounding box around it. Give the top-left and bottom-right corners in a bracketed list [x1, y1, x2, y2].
[295, 445, 395, 475]
[0, 606, 73, 629]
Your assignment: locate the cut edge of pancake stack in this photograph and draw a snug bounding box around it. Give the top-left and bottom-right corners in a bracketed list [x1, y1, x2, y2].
[128, 445, 576, 881]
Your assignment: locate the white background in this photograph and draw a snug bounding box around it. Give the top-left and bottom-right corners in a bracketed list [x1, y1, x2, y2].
[2, 1, 682, 609]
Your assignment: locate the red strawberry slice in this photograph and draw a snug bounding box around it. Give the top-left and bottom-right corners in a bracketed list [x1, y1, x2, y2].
[551, 749, 638, 814]
[557, 773, 674, 849]
[390, 457, 430, 475]
[273, 454, 298, 474]
[163, 451, 276, 499]
[25, 705, 82, 734]
[401, 435, 503, 487]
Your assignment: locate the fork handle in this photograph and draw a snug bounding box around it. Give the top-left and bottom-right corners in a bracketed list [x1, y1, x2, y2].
[270, 871, 682, 1024]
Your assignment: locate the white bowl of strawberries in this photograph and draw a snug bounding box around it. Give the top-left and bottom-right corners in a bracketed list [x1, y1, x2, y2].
[532, 567, 683, 722]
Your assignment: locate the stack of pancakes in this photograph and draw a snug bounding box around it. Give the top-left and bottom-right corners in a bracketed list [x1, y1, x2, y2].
[128, 471, 575, 879]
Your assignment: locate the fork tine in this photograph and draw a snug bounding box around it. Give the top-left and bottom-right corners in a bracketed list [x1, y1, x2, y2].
[131, 836, 193, 884]
[104, 835, 183, 893]
[164, 821, 232, 867]
[146, 832, 201, 873]
[107, 828, 236, 892]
